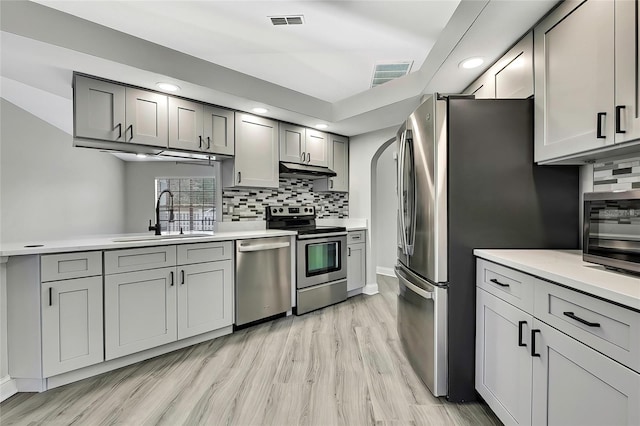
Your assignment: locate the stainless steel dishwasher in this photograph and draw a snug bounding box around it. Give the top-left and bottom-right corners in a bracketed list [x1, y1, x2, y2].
[235, 236, 292, 326]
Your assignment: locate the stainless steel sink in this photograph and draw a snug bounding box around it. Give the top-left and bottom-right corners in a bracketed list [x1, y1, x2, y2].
[112, 234, 211, 243]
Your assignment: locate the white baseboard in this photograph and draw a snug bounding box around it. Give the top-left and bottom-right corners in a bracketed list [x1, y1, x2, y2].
[362, 282, 379, 295]
[376, 266, 395, 277]
[1, 376, 18, 401]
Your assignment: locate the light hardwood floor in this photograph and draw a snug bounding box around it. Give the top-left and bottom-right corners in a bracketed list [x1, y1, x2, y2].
[0, 275, 501, 426]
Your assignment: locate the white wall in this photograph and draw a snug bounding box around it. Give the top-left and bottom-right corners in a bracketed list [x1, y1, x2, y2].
[375, 143, 398, 274]
[123, 162, 216, 233]
[0, 99, 126, 243]
[349, 126, 398, 289]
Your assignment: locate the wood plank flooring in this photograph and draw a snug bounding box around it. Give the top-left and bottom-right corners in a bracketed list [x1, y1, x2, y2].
[0, 275, 501, 426]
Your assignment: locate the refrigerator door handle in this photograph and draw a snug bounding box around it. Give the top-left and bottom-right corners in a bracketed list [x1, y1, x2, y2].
[405, 130, 416, 256]
[398, 129, 408, 255]
[397, 269, 433, 300]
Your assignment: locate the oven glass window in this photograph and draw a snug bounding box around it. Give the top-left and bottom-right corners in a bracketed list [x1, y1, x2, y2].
[586, 199, 640, 264]
[306, 241, 340, 276]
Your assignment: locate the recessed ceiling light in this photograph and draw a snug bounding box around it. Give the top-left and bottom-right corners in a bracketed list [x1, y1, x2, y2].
[136, 153, 147, 158]
[252, 107, 268, 114]
[315, 124, 328, 129]
[156, 82, 180, 92]
[459, 57, 484, 69]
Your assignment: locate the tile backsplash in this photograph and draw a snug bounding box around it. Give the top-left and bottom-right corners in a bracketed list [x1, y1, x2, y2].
[222, 177, 348, 221]
[593, 154, 640, 192]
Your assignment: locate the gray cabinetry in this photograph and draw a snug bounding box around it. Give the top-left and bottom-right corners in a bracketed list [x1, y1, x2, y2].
[169, 99, 234, 156]
[280, 123, 306, 164]
[464, 74, 494, 99]
[305, 129, 328, 167]
[476, 258, 640, 426]
[534, 0, 639, 163]
[74, 76, 126, 141]
[125, 87, 168, 148]
[223, 113, 279, 188]
[313, 133, 349, 192]
[347, 231, 366, 292]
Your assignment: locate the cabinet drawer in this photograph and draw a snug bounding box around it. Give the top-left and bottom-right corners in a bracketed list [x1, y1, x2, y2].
[177, 241, 232, 265]
[534, 279, 640, 373]
[104, 245, 176, 274]
[41, 251, 102, 282]
[476, 259, 534, 313]
[347, 231, 365, 244]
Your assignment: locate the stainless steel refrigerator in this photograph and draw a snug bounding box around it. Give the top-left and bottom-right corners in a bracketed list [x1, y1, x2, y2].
[395, 94, 579, 402]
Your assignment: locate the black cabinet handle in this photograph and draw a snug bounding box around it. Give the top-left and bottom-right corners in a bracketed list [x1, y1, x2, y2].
[616, 105, 626, 134]
[181, 270, 185, 285]
[531, 329, 541, 357]
[596, 112, 606, 139]
[170, 271, 174, 287]
[237, 171, 241, 184]
[115, 123, 122, 139]
[207, 136, 211, 150]
[348, 247, 351, 256]
[49, 287, 52, 306]
[199, 135, 203, 148]
[490, 278, 509, 287]
[307, 153, 311, 163]
[518, 321, 527, 347]
[563, 311, 600, 327]
[128, 124, 134, 141]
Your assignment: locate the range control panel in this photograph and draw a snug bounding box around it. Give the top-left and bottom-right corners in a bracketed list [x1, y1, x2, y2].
[266, 205, 315, 218]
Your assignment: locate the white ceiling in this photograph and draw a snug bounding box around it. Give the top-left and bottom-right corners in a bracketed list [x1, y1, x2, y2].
[31, 0, 461, 103]
[0, 1, 559, 136]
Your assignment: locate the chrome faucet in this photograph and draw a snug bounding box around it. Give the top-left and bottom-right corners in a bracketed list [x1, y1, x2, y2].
[149, 189, 175, 235]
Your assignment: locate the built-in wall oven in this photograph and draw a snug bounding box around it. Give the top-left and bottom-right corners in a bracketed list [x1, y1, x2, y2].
[266, 205, 347, 315]
[584, 190, 640, 274]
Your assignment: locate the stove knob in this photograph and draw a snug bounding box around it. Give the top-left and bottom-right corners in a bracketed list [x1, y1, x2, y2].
[304, 208, 308, 212]
[271, 207, 277, 213]
[279, 208, 284, 212]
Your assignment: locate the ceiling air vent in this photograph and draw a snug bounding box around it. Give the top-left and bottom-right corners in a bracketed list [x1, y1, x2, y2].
[269, 15, 305, 26]
[371, 62, 413, 88]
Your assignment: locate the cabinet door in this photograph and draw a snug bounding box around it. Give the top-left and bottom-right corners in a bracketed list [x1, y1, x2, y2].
[125, 88, 168, 147]
[534, 0, 615, 162]
[495, 32, 533, 99]
[203, 106, 234, 156]
[105, 267, 177, 360]
[280, 123, 306, 164]
[347, 243, 365, 291]
[329, 134, 349, 192]
[168, 97, 204, 152]
[305, 129, 329, 167]
[615, 0, 640, 143]
[177, 260, 233, 339]
[41, 276, 103, 377]
[476, 289, 532, 426]
[531, 320, 640, 426]
[74, 76, 125, 141]
[464, 73, 494, 99]
[234, 113, 279, 188]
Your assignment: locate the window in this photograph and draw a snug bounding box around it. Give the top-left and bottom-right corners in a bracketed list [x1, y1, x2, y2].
[155, 177, 217, 232]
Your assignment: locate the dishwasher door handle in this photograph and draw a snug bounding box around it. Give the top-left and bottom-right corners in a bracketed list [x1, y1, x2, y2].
[237, 242, 291, 252]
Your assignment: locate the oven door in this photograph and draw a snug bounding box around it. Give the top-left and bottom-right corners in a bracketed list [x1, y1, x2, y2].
[297, 233, 347, 288]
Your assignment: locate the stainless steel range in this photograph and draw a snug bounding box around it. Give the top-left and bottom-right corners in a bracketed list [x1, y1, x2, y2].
[266, 205, 347, 315]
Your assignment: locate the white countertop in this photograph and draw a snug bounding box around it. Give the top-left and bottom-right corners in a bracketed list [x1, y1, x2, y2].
[474, 249, 640, 311]
[0, 230, 297, 257]
[316, 218, 368, 231]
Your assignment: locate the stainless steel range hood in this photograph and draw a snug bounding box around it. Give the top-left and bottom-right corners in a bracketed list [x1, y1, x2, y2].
[279, 161, 337, 179]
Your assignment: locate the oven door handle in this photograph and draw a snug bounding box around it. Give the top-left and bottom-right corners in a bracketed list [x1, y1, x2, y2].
[297, 232, 348, 240]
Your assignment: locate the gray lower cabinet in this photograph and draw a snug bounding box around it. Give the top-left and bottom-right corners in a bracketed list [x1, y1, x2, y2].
[314, 133, 349, 193]
[223, 113, 279, 188]
[177, 260, 233, 340]
[104, 267, 178, 360]
[531, 319, 640, 426]
[41, 276, 104, 378]
[476, 258, 640, 426]
[347, 231, 366, 292]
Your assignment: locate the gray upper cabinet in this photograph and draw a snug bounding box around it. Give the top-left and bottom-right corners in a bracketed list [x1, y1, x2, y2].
[314, 133, 349, 192]
[463, 32, 533, 100]
[125, 88, 168, 148]
[279, 124, 328, 167]
[305, 129, 328, 167]
[74, 76, 126, 141]
[225, 113, 279, 188]
[203, 105, 234, 156]
[169, 98, 234, 155]
[280, 123, 306, 163]
[534, 0, 640, 163]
